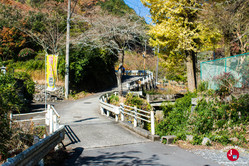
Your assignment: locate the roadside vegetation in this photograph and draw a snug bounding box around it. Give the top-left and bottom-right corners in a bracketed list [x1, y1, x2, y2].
[156, 78, 249, 148]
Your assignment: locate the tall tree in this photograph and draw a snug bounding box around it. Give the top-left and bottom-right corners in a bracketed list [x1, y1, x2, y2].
[0, 1, 67, 54]
[141, 0, 220, 91]
[201, 0, 249, 57]
[76, 13, 148, 95]
[0, 27, 27, 60]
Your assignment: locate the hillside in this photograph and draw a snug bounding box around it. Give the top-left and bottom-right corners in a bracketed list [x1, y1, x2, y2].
[0, 0, 150, 92]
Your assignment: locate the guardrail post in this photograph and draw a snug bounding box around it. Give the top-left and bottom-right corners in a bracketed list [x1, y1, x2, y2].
[120, 103, 124, 121]
[53, 114, 57, 132]
[107, 110, 110, 117]
[48, 104, 53, 134]
[151, 110, 155, 135]
[100, 106, 105, 115]
[134, 106, 137, 127]
[127, 83, 130, 90]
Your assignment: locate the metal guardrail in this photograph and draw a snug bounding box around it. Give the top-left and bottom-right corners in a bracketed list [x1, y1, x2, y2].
[126, 70, 154, 91]
[99, 92, 155, 135]
[11, 104, 61, 134]
[2, 125, 65, 166]
[3, 105, 64, 166]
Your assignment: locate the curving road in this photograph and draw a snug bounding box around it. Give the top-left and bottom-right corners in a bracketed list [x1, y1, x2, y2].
[55, 76, 220, 166]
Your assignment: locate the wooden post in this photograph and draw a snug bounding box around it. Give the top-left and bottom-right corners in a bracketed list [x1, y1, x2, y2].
[134, 106, 137, 127]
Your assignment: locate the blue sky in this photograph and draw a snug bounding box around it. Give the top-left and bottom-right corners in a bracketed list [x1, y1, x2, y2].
[124, 0, 152, 24]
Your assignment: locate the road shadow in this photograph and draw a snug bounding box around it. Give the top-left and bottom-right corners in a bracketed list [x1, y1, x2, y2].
[64, 150, 168, 166]
[73, 117, 98, 123]
[30, 103, 45, 112]
[65, 125, 81, 146]
[64, 147, 84, 166]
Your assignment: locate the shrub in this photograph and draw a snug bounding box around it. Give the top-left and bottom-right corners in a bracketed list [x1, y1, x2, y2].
[125, 93, 151, 110]
[18, 48, 36, 61]
[0, 72, 35, 113]
[156, 92, 196, 137]
[197, 81, 208, 93]
[0, 72, 35, 160]
[108, 94, 119, 105]
[213, 72, 238, 97]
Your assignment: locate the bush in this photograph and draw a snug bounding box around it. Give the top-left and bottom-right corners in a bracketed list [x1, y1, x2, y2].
[0, 72, 35, 113]
[125, 93, 151, 111]
[157, 89, 249, 146]
[156, 92, 196, 137]
[213, 72, 238, 97]
[58, 45, 117, 92]
[108, 94, 119, 105]
[0, 72, 35, 160]
[18, 48, 36, 61]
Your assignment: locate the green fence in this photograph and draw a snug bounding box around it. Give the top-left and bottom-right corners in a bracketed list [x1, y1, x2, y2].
[200, 53, 249, 90]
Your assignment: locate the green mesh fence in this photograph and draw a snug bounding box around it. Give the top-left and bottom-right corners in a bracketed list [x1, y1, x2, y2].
[200, 53, 249, 90]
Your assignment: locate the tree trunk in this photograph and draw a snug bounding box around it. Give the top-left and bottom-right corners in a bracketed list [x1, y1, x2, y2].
[116, 50, 125, 96]
[116, 63, 123, 96]
[121, 49, 125, 65]
[186, 51, 197, 92]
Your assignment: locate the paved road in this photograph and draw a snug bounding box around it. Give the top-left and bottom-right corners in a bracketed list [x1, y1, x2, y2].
[55, 76, 220, 166]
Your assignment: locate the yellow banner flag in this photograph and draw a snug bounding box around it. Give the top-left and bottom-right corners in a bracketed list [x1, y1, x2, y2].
[46, 54, 58, 91]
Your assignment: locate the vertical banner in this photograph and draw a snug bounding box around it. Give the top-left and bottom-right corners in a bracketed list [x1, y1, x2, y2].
[46, 54, 58, 91]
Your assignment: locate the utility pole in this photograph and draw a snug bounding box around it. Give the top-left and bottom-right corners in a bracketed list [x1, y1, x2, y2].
[65, 0, 71, 99]
[156, 45, 159, 85]
[143, 40, 147, 76]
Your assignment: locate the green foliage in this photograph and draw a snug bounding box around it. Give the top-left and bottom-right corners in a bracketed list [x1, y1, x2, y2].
[210, 135, 231, 146]
[0, 72, 34, 159]
[157, 89, 249, 146]
[58, 45, 117, 92]
[99, 0, 135, 16]
[191, 135, 204, 145]
[125, 93, 152, 111]
[108, 94, 119, 105]
[125, 93, 151, 110]
[0, 72, 35, 113]
[9, 59, 45, 71]
[156, 92, 197, 137]
[197, 81, 209, 93]
[18, 48, 36, 61]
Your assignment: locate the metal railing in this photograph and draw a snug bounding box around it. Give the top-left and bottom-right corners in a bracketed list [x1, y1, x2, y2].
[3, 125, 65, 166]
[99, 92, 155, 135]
[126, 70, 154, 91]
[11, 104, 61, 134]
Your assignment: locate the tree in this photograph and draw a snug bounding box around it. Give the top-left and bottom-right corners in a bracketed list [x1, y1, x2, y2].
[76, 13, 148, 95]
[201, 0, 249, 57]
[0, 2, 67, 54]
[0, 27, 27, 60]
[141, 0, 220, 92]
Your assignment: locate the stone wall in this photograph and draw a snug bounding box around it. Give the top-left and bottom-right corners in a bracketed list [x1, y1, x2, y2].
[33, 85, 64, 102]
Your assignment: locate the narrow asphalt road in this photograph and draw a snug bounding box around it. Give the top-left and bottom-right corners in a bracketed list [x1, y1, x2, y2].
[55, 76, 220, 166]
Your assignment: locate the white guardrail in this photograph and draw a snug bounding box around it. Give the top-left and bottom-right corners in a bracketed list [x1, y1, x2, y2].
[126, 70, 154, 91]
[10, 104, 60, 134]
[99, 92, 155, 135]
[4, 105, 64, 166]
